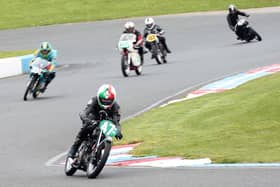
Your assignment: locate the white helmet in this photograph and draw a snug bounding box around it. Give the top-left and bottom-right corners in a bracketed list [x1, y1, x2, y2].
[124, 21, 135, 32]
[228, 4, 236, 13]
[145, 17, 155, 29]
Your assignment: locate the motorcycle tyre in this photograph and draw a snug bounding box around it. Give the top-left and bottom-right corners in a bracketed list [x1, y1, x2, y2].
[121, 55, 129, 77]
[64, 156, 78, 176]
[32, 79, 42, 99]
[23, 75, 37, 101]
[135, 65, 142, 76]
[87, 141, 112, 179]
[151, 45, 162, 64]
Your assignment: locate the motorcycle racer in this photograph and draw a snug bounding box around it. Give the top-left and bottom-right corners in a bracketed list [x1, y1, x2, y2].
[31, 42, 57, 92]
[123, 21, 144, 65]
[68, 84, 123, 159]
[227, 4, 250, 36]
[143, 17, 171, 53]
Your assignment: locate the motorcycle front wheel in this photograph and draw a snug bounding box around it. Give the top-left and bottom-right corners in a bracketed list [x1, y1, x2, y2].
[121, 55, 130, 77]
[23, 75, 38, 101]
[32, 79, 42, 99]
[64, 156, 78, 176]
[87, 141, 112, 179]
[151, 44, 162, 64]
[252, 28, 262, 41]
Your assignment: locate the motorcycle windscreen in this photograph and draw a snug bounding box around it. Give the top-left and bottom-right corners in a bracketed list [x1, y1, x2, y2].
[31, 57, 50, 69]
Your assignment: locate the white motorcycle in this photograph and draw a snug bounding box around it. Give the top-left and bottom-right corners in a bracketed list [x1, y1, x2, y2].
[23, 57, 51, 101]
[118, 33, 143, 77]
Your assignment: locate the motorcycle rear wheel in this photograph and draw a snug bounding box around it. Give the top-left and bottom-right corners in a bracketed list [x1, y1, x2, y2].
[135, 65, 142, 75]
[87, 141, 112, 179]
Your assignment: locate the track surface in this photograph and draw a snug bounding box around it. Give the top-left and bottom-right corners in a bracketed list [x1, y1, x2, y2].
[0, 10, 280, 187]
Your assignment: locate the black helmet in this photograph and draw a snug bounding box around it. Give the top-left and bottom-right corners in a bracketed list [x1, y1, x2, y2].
[228, 4, 237, 13]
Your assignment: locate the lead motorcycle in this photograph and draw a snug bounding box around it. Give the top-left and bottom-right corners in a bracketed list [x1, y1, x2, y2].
[64, 111, 119, 179]
[145, 33, 167, 64]
[118, 33, 143, 77]
[23, 57, 51, 101]
[235, 19, 262, 42]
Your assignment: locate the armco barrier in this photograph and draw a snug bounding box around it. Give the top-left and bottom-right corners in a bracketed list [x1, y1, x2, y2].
[0, 50, 57, 79]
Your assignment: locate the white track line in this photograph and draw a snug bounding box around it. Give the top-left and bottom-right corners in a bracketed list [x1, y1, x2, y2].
[45, 151, 67, 167]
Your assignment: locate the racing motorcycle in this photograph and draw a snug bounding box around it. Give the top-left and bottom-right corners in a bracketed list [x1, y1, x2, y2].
[23, 57, 51, 101]
[64, 111, 119, 179]
[145, 33, 167, 64]
[235, 19, 262, 42]
[118, 33, 143, 77]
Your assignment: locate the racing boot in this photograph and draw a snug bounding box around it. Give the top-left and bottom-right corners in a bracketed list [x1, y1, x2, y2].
[67, 132, 83, 158]
[40, 81, 49, 93]
[163, 42, 171, 53]
[68, 141, 81, 158]
[161, 38, 171, 53]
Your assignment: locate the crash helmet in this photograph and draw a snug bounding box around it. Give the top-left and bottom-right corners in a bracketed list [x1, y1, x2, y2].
[97, 84, 116, 109]
[228, 4, 237, 13]
[124, 21, 135, 33]
[39, 42, 52, 58]
[145, 17, 155, 29]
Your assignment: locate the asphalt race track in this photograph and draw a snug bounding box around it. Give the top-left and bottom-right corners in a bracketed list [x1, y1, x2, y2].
[0, 9, 280, 187]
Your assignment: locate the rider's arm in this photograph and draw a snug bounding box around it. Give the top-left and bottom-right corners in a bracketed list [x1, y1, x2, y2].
[143, 29, 148, 38]
[111, 103, 121, 131]
[135, 31, 143, 46]
[79, 97, 97, 122]
[156, 25, 165, 35]
[227, 15, 235, 31]
[237, 10, 249, 17]
[112, 104, 121, 125]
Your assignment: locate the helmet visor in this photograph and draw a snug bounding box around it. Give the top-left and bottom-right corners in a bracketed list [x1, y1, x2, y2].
[147, 23, 153, 28]
[127, 27, 134, 33]
[41, 49, 50, 55]
[100, 98, 113, 107]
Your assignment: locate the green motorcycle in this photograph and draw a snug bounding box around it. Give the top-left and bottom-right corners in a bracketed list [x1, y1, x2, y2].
[64, 114, 119, 178]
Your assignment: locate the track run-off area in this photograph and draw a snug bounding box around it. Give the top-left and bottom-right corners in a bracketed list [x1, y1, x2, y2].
[0, 7, 280, 187]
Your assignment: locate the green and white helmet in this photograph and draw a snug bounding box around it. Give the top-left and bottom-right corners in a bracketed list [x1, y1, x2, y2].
[97, 84, 116, 109]
[39, 42, 52, 57]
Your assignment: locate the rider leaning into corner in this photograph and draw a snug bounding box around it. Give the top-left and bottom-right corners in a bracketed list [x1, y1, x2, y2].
[226, 4, 250, 38]
[30, 41, 57, 92]
[123, 21, 144, 65]
[68, 84, 123, 159]
[143, 17, 172, 54]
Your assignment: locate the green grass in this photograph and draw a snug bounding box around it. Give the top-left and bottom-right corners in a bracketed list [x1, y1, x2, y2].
[0, 50, 34, 59]
[119, 73, 280, 163]
[0, 0, 280, 30]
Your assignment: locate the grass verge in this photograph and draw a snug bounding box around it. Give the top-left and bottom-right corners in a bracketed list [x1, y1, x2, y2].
[0, 50, 34, 59]
[118, 73, 280, 163]
[1, 0, 280, 30]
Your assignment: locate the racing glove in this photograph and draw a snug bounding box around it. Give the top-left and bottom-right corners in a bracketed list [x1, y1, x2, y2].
[115, 131, 123, 140]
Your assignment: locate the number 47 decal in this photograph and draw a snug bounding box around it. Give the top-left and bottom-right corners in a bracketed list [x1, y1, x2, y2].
[101, 121, 117, 136]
